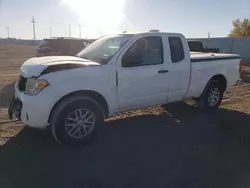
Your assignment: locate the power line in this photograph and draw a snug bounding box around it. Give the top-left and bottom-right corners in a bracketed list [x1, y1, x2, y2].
[31, 16, 36, 40]
[6, 26, 10, 38]
[78, 24, 82, 38]
[69, 24, 71, 37]
[49, 27, 52, 38]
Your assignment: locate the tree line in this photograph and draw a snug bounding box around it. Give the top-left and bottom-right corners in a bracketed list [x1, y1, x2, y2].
[229, 18, 250, 37]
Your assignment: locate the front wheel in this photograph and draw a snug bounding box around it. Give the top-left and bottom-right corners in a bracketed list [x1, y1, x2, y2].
[196, 80, 224, 110]
[51, 96, 104, 146]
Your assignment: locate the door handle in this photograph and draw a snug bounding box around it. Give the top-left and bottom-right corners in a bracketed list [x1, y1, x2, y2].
[158, 70, 169, 74]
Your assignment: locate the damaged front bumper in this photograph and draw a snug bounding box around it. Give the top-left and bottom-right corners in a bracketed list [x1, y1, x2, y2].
[8, 82, 59, 129]
[235, 78, 242, 86]
[8, 97, 22, 120]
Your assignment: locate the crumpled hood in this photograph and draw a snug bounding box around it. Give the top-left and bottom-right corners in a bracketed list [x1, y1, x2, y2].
[20, 56, 100, 77]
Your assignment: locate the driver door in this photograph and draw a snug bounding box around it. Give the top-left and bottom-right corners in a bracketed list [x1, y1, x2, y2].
[117, 35, 170, 110]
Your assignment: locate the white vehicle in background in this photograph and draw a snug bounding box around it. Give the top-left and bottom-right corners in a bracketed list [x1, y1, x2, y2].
[9, 30, 242, 146]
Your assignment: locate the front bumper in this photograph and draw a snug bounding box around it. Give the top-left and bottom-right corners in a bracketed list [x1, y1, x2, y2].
[235, 78, 242, 86]
[8, 83, 59, 129]
[8, 97, 22, 120]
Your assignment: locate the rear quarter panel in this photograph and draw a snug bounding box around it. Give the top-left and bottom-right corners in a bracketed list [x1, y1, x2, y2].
[186, 58, 240, 98]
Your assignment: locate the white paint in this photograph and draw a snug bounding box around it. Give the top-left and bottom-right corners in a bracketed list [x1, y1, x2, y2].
[14, 31, 241, 129]
[20, 56, 99, 77]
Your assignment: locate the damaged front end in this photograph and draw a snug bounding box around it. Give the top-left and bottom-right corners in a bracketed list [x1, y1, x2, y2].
[8, 97, 22, 120]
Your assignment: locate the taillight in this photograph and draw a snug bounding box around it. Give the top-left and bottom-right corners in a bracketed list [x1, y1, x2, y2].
[239, 59, 243, 73]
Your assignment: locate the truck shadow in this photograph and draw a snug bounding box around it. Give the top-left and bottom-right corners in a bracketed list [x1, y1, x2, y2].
[1, 103, 250, 188]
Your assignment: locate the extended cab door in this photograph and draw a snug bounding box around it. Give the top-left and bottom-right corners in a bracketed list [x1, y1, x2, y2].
[117, 34, 170, 110]
[167, 35, 191, 102]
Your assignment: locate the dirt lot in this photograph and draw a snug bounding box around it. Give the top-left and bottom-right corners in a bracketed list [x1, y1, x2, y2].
[1, 45, 250, 187]
[0, 45, 35, 145]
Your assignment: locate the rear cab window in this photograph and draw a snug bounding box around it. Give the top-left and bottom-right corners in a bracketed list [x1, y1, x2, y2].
[188, 41, 204, 52]
[168, 37, 185, 63]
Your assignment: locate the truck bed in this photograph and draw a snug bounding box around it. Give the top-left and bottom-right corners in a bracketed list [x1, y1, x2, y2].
[190, 52, 240, 62]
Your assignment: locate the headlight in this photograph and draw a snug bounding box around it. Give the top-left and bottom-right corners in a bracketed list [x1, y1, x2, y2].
[25, 78, 48, 96]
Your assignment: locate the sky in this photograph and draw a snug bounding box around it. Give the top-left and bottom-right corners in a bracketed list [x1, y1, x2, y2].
[0, 0, 250, 39]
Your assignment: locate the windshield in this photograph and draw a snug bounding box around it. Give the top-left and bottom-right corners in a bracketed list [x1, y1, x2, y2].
[77, 35, 133, 64]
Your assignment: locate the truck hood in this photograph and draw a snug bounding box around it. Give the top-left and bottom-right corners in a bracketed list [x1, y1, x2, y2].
[20, 56, 100, 77]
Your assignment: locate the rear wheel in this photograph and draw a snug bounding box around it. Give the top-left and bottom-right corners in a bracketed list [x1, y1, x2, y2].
[51, 96, 104, 146]
[196, 80, 224, 110]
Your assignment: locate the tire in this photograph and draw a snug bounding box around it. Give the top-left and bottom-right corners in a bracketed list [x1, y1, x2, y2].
[196, 80, 224, 110]
[51, 96, 104, 146]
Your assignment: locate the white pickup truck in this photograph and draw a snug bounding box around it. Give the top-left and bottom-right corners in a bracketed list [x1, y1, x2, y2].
[9, 31, 242, 146]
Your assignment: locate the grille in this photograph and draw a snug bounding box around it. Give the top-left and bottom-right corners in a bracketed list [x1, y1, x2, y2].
[18, 76, 27, 92]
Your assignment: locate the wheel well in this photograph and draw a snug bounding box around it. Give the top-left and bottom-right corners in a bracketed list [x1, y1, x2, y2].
[209, 74, 227, 91]
[48, 90, 109, 123]
[197, 74, 227, 100]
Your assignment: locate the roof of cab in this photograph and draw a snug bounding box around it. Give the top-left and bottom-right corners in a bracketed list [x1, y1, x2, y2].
[119, 29, 182, 36]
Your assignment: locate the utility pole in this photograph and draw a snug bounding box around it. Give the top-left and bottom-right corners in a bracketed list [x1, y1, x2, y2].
[31, 16, 36, 40]
[6, 26, 10, 38]
[78, 24, 82, 38]
[49, 27, 52, 38]
[69, 24, 71, 37]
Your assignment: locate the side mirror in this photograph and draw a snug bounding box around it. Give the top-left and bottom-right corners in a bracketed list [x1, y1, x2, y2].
[122, 54, 143, 67]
